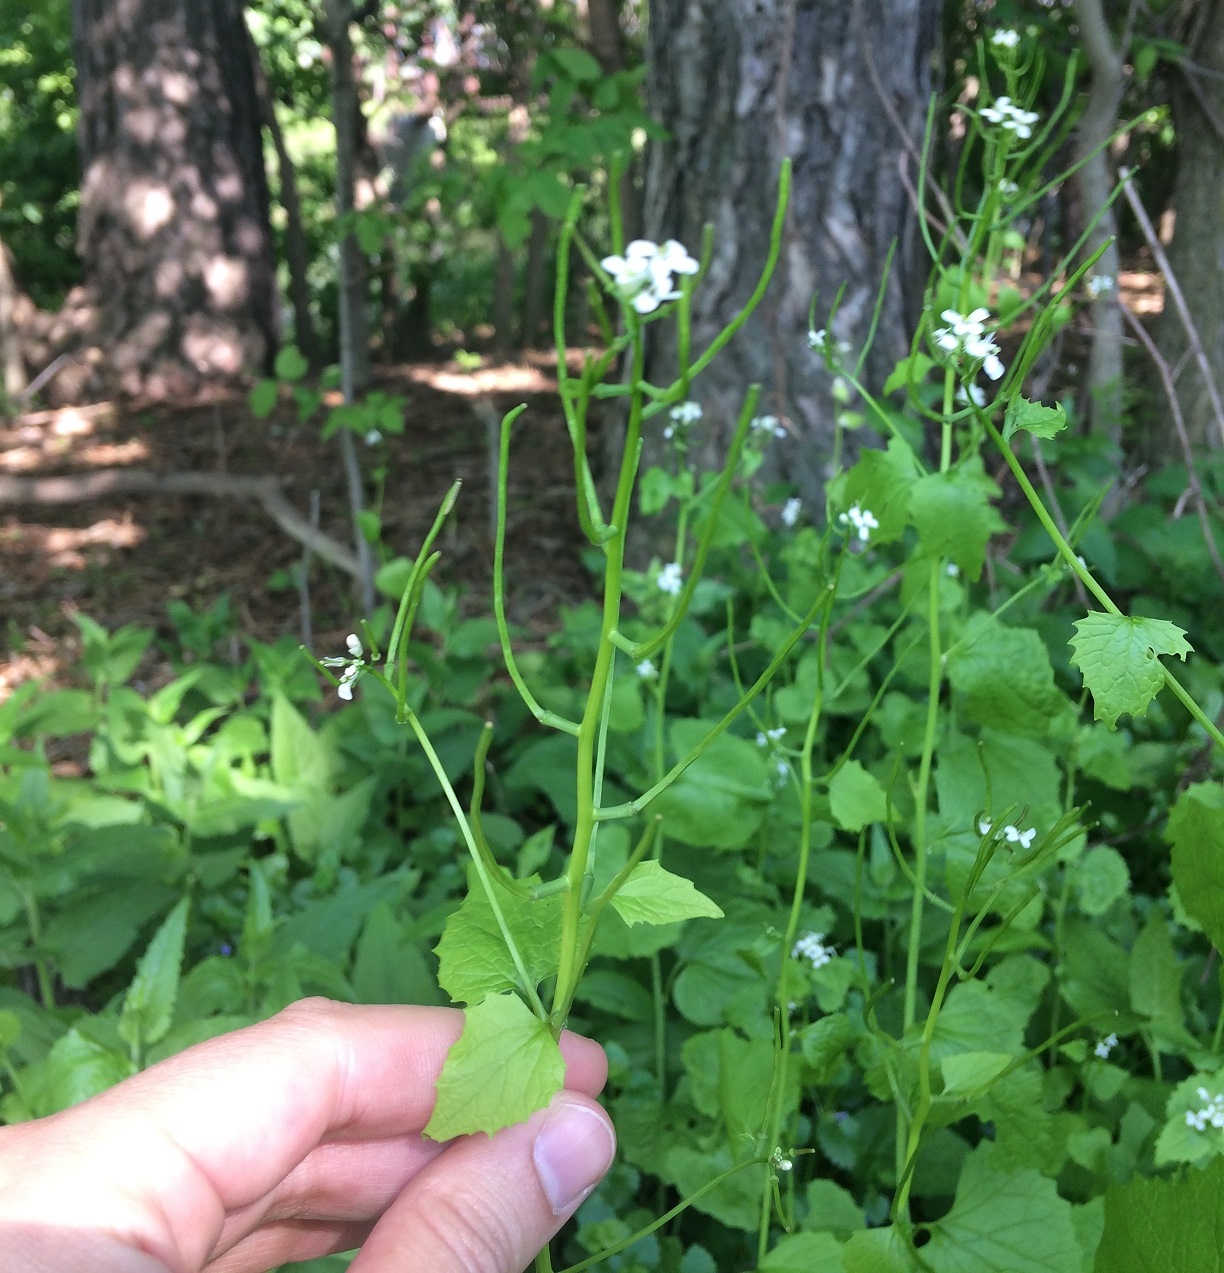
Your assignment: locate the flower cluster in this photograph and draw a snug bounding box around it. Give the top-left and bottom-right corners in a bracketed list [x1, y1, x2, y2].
[757, 726, 787, 747]
[792, 931, 836, 970]
[1186, 1087, 1224, 1132]
[977, 817, 1037, 850]
[980, 96, 1040, 140]
[664, 399, 702, 441]
[657, 561, 683, 596]
[932, 308, 1005, 381]
[321, 633, 366, 701]
[838, 504, 879, 543]
[600, 238, 699, 314]
[991, 29, 1020, 49]
[751, 414, 787, 440]
[1094, 1033, 1118, 1060]
[1086, 275, 1115, 300]
[781, 496, 803, 528]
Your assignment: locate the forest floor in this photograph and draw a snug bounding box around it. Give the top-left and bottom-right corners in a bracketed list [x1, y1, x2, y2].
[0, 264, 1166, 704]
[0, 351, 608, 701]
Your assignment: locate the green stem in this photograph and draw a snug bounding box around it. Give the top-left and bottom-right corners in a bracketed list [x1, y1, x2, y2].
[551, 333, 647, 1028]
[22, 890, 54, 1011]
[403, 708, 546, 1021]
[984, 415, 1224, 756]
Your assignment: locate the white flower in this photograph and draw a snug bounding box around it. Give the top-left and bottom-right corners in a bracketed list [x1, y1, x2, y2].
[936, 311, 1006, 381]
[809, 328, 851, 357]
[956, 383, 987, 408]
[946, 562, 961, 578]
[364, 429, 382, 446]
[998, 179, 1020, 198]
[838, 503, 879, 543]
[1186, 1087, 1224, 1132]
[751, 414, 787, 439]
[1086, 275, 1115, 299]
[781, 497, 802, 527]
[992, 29, 1020, 49]
[1094, 1032, 1118, 1060]
[978, 817, 994, 836]
[601, 238, 698, 314]
[657, 561, 683, 596]
[980, 96, 1040, 139]
[756, 726, 787, 747]
[792, 931, 836, 970]
[321, 633, 367, 700]
[669, 400, 703, 425]
[636, 659, 657, 680]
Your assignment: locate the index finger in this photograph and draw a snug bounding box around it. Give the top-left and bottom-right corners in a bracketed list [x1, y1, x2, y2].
[0, 999, 606, 1268]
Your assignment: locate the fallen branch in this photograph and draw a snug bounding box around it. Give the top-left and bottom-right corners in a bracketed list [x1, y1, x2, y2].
[0, 468, 361, 577]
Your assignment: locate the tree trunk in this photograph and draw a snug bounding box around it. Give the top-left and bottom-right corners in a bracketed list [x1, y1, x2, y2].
[72, 0, 277, 400]
[1072, 0, 1126, 453]
[0, 239, 27, 402]
[639, 0, 941, 502]
[1156, 0, 1224, 452]
[247, 25, 319, 368]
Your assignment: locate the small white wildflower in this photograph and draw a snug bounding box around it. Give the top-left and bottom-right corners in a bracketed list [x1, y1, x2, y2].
[808, 327, 828, 351]
[657, 561, 683, 596]
[636, 658, 657, 680]
[768, 726, 786, 742]
[669, 400, 703, 425]
[792, 931, 836, 970]
[1001, 824, 1037, 850]
[321, 634, 367, 701]
[978, 817, 993, 836]
[1094, 1032, 1118, 1060]
[998, 179, 1020, 198]
[751, 414, 787, 439]
[956, 383, 987, 408]
[992, 29, 1020, 49]
[838, 503, 879, 543]
[980, 96, 1040, 139]
[946, 562, 961, 578]
[1186, 1087, 1224, 1133]
[1086, 275, 1115, 299]
[364, 429, 382, 446]
[777, 760, 790, 779]
[781, 497, 803, 527]
[831, 376, 851, 405]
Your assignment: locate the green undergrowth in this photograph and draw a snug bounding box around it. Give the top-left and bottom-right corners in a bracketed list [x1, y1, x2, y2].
[8, 28, 1224, 1273]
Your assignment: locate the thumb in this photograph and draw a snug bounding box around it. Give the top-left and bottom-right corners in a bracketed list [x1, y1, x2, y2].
[349, 1092, 616, 1273]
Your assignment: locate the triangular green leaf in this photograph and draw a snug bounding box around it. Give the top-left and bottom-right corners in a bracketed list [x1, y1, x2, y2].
[884, 352, 937, 397]
[434, 869, 563, 1005]
[119, 896, 190, 1057]
[1069, 613, 1192, 728]
[908, 459, 1005, 580]
[828, 760, 888, 831]
[1003, 396, 1068, 443]
[923, 1143, 1082, 1272]
[1167, 782, 1224, 952]
[947, 616, 1070, 738]
[609, 860, 724, 927]
[424, 992, 564, 1140]
[835, 437, 921, 545]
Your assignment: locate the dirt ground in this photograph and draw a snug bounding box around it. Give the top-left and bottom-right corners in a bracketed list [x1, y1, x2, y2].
[0, 353, 605, 699]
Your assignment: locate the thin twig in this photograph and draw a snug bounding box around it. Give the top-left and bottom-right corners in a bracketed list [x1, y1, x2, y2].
[1119, 170, 1224, 449]
[300, 488, 320, 649]
[0, 468, 362, 577]
[1120, 299, 1224, 591]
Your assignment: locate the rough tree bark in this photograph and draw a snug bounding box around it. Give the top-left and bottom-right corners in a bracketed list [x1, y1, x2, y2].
[1072, 0, 1126, 451]
[639, 0, 941, 502]
[1156, 0, 1224, 452]
[72, 0, 278, 400]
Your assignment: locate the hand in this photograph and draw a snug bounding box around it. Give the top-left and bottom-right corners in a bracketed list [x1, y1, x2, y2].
[0, 998, 615, 1272]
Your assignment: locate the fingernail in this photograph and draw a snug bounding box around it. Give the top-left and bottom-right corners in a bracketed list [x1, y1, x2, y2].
[532, 1096, 616, 1215]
